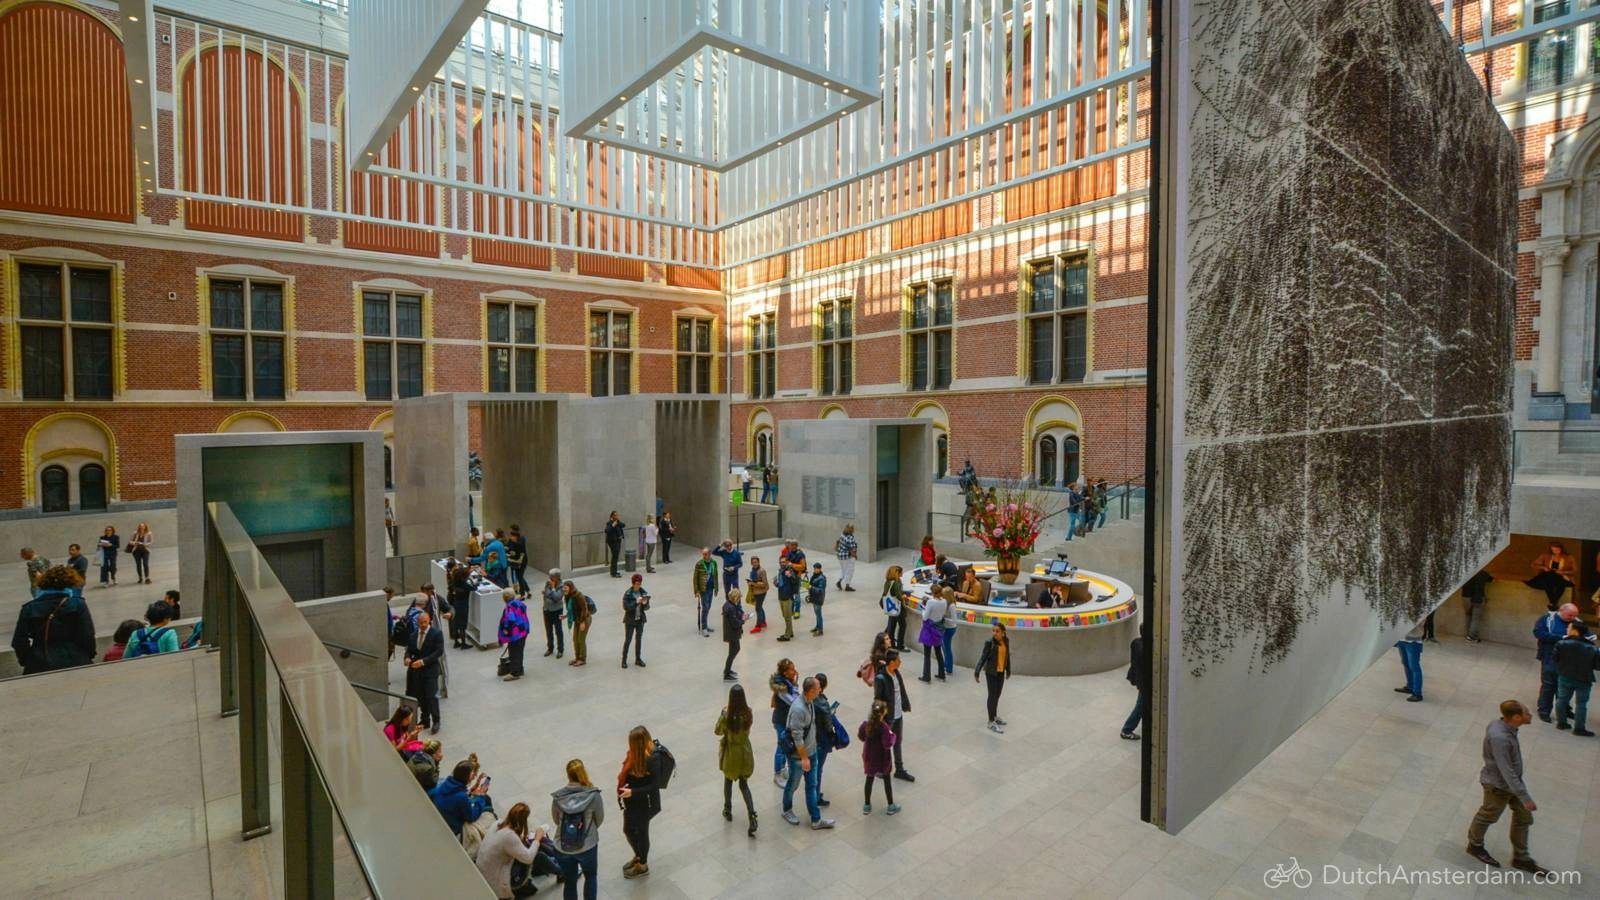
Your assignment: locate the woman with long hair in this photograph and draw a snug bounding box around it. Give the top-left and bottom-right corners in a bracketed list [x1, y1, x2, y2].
[974, 622, 1014, 733]
[383, 705, 422, 751]
[476, 802, 542, 899]
[448, 563, 473, 649]
[616, 726, 660, 879]
[859, 699, 899, 815]
[882, 565, 908, 649]
[129, 522, 153, 584]
[551, 759, 604, 900]
[715, 684, 758, 835]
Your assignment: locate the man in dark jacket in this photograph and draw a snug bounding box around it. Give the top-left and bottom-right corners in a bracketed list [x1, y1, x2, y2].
[11, 565, 95, 674]
[604, 511, 626, 578]
[722, 590, 745, 681]
[405, 611, 446, 733]
[64, 544, 89, 581]
[1463, 569, 1493, 643]
[1534, 604, 1591, 721]
[542, 569, 566, 659]
[1121, 622, 1149, 740]
[620, 574, 649, 669]
[1553, 623, 1600, 736]
[428, 759, 493, 836]
[872, 650, 914, 781]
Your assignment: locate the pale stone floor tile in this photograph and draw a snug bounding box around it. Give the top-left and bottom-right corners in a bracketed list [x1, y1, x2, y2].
[22, 845, 214, 900]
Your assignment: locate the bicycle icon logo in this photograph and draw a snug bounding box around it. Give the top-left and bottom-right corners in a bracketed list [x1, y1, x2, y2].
[1263, 858, 1314, 889]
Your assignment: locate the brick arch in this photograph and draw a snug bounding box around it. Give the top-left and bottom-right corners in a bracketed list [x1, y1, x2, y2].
[22, 411, 118, 507]
[0, 1, 134, 222]
[216, 410, 286, 433]
[179, 40, 307, 241]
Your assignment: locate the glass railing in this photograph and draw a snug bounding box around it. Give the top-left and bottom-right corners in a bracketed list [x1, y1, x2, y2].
[204, 501, 494, 898]
[1513, 426, 1600, 480]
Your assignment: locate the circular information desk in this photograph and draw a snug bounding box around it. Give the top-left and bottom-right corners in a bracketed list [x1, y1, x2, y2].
[901, 562, 1138, 676]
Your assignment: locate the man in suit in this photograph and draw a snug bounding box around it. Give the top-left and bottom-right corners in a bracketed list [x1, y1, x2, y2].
[406, 611, 446, 734]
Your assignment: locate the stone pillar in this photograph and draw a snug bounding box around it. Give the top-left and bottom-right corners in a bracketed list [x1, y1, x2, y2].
[1536, 243, 1570, 395]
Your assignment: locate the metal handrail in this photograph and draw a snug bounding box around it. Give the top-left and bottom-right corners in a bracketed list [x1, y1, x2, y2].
[350, 681, 412, 702]
[321, 639, 382, 661]
[205, 501, 494, 899]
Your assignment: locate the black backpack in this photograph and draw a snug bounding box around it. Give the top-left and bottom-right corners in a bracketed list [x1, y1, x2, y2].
[558, 807, 590, 853]
[647, 740, 676, 789]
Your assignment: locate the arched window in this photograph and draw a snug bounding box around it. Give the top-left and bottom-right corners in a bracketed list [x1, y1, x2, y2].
[755, 431, 772, 469]
[1064, 436, 1081, 487]
[384, 445, 394, 490]
[78, 464, 107, 511]
[1038, 435, 1058, 487]
[40, 465, 69, 513]
[935, 433, 949, 479]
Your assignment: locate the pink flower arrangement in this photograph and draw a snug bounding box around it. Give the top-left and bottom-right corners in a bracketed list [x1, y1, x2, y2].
[968, 489, 1043, 558]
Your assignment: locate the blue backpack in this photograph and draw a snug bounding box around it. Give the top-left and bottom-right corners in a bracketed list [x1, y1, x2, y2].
[126, 626, 172, 659]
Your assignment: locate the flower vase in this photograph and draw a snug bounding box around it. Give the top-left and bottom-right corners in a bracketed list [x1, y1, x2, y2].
[995, 555, 1022, 584]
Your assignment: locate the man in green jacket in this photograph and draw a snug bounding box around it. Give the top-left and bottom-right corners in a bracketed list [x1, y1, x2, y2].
[693, 548, 718, 637]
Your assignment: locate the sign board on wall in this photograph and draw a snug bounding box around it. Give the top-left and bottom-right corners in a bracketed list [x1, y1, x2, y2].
[801, 476, 857, 518]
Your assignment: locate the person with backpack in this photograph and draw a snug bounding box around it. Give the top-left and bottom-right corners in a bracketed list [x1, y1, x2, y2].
[616, 726, 662, 879]
[807, 562, 828, 636]
[873, 650, 914, 781]
[563, 581, 593, 667]
[10, 565, 95, 674]
[769, 658, 800, 787]
[856, 631, 892, 688]
[1122, 621, 1149, 740]
[542, 570, 566, 659]
[430, 758, 495, 837]
[714, 684, 758, 836]
[975, 622, 1014, 734]
[551, 758, 604, 900]
[746, 557, 770, 634]
[693, 548, 719, 637]
[881, 566, 908, 650]
[476, 802, 549, 899]
[620, 574, 649, 670]
[722, 587, 746, 681]
[407, 740, 443, 791]
[127, 601, 180, 659]
[498, 587, 531, 681]
[812, 672, 841, 810]
[780, 676, 835, 829]
[859, 699, 900, 815]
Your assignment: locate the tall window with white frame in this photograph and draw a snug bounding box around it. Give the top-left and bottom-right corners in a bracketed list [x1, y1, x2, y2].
[818, 298, 853, 396]
[1025, 254, 1090, 385]
[210, 278, 286, 401]
[363, 290, 425, 401]
[908, 278, 954, 391]
[747, 312, 776, 399]
[17, 262, 114, 400]
[675, 316, 715, 393]
[589, 309, 633, 397]
[487, 300, 539, 392]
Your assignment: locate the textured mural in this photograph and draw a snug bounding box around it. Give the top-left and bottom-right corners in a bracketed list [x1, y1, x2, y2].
[1157, 0, 1516, 830]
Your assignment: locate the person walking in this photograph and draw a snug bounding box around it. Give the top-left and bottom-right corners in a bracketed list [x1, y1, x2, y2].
[741, 467, 753, 501]
[1554, 622, 1600, 736]
[657, 510, 676, 564]
[405, 610, 446, 733]
[715, 684, 758, 836]
[20, 547, 52, 597]
[1465, 700, 1550, 874]
[760, 465, 776, 504]
[881, 565, 908, 650]
[551, 759, 605, 900]
[769, 659, 800, 787]
[712, 540, 744, 597]
[497, 588, 530, 681]
[604, 511, 626, 579]
[506, 525, 528, 590]
[542, 570, 565, 659]
[1394, 620, 1425, 702]
[1463, 569, 1493, 643]
[384, 500, 398, 554]
[747, 557, 770, 634]
[620, 574, 650, 669]
[1095, 478, 1111, 529]
[807, 562, 827, 636]
[859, 699, 900, 815]
[564, 581, 592, 667]
[835, 525, 858, 591]
[96, 525, 119, 587]
[128, 523, 153, 584]
[616, 726, 661, 879]
[873, 649, 914, 781]
[64, 543, 88, 582]
[1064, 482, 1083, 540]
[722, 588, 746, 681]
[1534, 604, 1590, 721]
[693, 548, 719, 637]
[1121, 621, 1149, 740]
[775, 542, 803, 642]
[918, 586, 949, 682]
[642, 516, 659, 573]
[812, 672, 838, 809]
[781, 676, 835, 829]
[974, 622, 1013, 733]
[10, 566, 95, 674]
